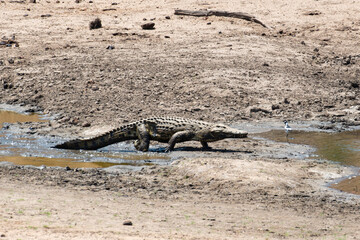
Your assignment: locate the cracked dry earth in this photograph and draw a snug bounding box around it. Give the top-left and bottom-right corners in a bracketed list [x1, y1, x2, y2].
[1, 0, 360, 239]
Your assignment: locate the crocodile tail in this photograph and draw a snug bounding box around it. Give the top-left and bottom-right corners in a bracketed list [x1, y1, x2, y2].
[53, 138, 102, 150]
[53, 127, 134, 150]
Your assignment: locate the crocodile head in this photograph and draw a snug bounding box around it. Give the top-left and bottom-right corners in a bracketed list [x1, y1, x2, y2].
[203, 124, 248, 141]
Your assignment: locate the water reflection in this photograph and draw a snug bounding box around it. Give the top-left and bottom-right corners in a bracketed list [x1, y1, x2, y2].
[258, 130, 360, 167]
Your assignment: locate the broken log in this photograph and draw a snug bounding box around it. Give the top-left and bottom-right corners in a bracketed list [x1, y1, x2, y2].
[174, 9, 269, 28]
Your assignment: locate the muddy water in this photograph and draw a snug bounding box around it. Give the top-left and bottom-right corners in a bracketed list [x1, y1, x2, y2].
[0, 110, 170, 169]
[258, 129, 360, 195]
[0, 110, 48, 125]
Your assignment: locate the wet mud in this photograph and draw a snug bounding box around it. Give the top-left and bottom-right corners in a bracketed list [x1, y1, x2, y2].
[1, 108, 359, 196]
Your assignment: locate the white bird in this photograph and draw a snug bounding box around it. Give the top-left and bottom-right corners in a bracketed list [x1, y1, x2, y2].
[283, 120, 292, 133]
[283, 120, 292, 141]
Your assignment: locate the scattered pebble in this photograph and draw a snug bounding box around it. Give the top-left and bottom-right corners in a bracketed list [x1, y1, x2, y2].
[283, 98, 290, 104]
[304, 10, 321, 16]
[141, 22, 155, 30]
[102, 8, 117, 11]
[82, 122, 91, 127]
[123, 220, 133, 226]
[350, 82, 359, 89]
[89, 18, 102, 30]
[272, 104, 280, 110]
[106, 45, 115, 50]
[165, 16, 170, 19]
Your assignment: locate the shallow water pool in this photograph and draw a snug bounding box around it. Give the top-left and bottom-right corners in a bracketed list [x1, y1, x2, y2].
[258, 129, 360, 195]
[0, 110, 170, 169]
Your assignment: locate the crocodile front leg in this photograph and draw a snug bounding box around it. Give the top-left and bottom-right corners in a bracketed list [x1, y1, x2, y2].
[200, 141, 212, 150]
[165, 130, 195, 152]
[134, 124, 150, 152]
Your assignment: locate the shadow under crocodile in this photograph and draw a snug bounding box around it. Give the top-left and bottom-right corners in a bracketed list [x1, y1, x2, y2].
[150, 147, 253, 154]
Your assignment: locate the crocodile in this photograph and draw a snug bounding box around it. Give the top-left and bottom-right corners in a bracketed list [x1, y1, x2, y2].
[54, 117, 248, 152]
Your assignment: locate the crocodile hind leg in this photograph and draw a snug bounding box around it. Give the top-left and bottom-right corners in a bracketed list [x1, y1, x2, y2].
[165, 130, 195, 152]
[134, 124, 150, 152]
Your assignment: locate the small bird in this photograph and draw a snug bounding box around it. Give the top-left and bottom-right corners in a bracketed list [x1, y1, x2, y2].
[283, 120, 292, 139]
[283, 120, 292, 132]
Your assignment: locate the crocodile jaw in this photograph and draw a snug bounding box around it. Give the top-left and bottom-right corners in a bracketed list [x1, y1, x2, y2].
[223, 127, 248, 138]
[203, 125, 248, 142]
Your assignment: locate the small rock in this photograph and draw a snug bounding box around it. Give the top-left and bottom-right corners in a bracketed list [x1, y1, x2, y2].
[165, 16, 170, 19]
[263, 63, 269, 67]
[283, 98, 290, 104]
[207, 22, 211, 25]
[89, 18, 102, 30]
[41, 14, 52, 18]
[304, 10, 321, 16]
[123, 220, 133, 226]
[0, 234, 5, 237]
[29, 0, 36, 3]
[250, 107, 271, 114]
[65, 166, 71, 171]
[82, 122, 91, 127]
[106, 45, 115, 50]
[271, 104, 280, 110]
[164, 35, 170, 38]
[141, 22, 155, 30]
[350, 82, 359, 89]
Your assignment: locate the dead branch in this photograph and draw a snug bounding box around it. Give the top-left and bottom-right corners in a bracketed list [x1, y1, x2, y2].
[174, 9, 269, 28]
